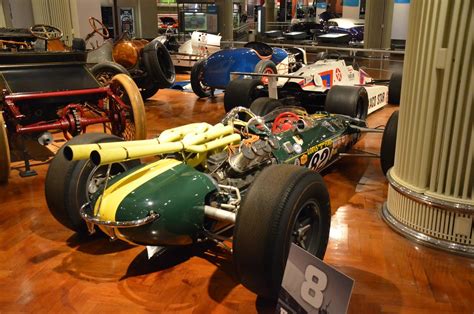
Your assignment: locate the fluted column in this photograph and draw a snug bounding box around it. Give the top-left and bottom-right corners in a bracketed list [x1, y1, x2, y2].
[383, 0, 473, 256]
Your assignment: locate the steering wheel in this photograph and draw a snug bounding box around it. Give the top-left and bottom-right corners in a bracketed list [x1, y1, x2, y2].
[88, 17, 110, 39]
[30, 24, 63, 40]
[272, 112, 300, 134]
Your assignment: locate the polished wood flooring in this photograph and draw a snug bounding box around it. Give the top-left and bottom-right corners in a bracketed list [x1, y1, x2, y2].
[0, 76, 472, 313]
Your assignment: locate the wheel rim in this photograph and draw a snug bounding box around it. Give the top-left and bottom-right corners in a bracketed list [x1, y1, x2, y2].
[109, 74, 147, 140]
[261, 68, 275, 85]
[291, 200, 321, 252]
[0, 115, 11, 183]
[86, 163, 129, 202]
[198, 67, 211, 94]
[110, 82, 136, 141]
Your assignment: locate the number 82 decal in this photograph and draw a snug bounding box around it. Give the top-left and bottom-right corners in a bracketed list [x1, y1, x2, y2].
[309, 147, 331, 171]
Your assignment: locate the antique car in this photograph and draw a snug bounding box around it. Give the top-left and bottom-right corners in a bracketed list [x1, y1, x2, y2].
[83, 17, 176, 100]
[0, 33, 147, 183]
[44, 98, 398, 298]
[190, 41, 306, 98]
[224, 59, 402, 117]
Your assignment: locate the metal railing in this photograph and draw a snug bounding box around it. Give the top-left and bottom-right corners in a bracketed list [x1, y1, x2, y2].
[221, 39, 405, 80]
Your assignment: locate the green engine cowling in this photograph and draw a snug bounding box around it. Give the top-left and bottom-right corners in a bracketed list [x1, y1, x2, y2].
[89, 159, 217, 246]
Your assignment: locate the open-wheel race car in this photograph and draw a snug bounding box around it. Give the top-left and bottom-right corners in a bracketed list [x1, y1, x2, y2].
[0, 48, 147, 184]
[224, 58, 402, 118]
[190, 41, 306, 98]
[44, 98, 398, 298]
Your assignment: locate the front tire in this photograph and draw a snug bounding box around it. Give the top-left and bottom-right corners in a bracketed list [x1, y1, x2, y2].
[224, 79, 263, 112]
[190, 59, 212, 98]
[325, 85, 368, 120]
[233, 164, 331, 298]
[380, 110, 399, 175]
[45, 133, 141, 233]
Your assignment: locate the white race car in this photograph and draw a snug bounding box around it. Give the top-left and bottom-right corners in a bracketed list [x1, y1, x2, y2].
[224, 58, 402, 120]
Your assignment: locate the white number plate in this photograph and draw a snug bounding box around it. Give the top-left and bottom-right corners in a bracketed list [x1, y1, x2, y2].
[277, 244, 354, 313]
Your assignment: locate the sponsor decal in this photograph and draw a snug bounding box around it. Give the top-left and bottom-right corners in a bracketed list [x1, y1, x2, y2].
[318, 70, 333, 88]
[369, 91, 388, 109]
[335, 68, 342, 81]
[306, 139, 332, 155]
[300, 154, 308, 165]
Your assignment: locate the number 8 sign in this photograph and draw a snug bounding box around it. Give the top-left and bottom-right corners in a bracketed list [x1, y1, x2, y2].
[278, 244, 354, 314]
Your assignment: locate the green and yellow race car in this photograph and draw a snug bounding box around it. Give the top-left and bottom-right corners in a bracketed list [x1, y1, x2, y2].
[45, 98, 398, 299]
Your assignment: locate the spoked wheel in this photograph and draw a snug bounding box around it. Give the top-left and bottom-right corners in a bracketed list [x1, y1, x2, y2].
[191, 59, 213, 98]
[108, 74, 147, 140]
[45, 133, 140, 233]
[91, 62, 130, 86]
[0, 114, 11, 184]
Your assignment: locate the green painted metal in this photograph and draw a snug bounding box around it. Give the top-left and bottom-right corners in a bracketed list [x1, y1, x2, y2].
[97, 162, 217, 246]
[272, 115, 360, 170]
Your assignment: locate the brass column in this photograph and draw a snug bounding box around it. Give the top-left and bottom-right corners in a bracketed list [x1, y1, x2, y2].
[383, 0, 473, 256]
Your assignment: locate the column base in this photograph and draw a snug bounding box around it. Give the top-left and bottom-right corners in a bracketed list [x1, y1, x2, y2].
[383, 170, 473, 257]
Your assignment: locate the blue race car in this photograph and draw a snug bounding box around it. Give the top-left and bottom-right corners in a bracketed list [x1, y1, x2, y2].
[190, 41, 305, 98]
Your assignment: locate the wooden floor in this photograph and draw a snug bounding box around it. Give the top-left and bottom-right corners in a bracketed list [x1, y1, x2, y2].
[0, 80, 472, 313]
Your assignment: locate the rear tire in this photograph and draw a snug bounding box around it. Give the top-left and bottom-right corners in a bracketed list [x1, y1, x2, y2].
[388, 70, 402, 105]
[0, 114, 10, 184]
[249, 97, 283, 116]
[380, 110, 399, 175]
[224, 79, 263, 112]
[45, 133, 140, 233]
[233, 164, 331, 298]
[325, 85, 368, 120]
[191, 59, 212, 98]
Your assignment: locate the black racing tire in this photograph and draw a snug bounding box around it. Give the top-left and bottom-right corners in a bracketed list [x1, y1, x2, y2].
[135, 75, 160, 100]
[45, 133, 140, 233]
[325, 85, 368, 120]
[91, 61, 130, 86]
[380, 110, 399, 175]
[140, 84, 160, 100]
[388, 70, 402, 105]
[254, 60, 277, 84]
[224, 79, 263, 112]
[249, 97, 283, 116]
[233, 164, 331, 298]
[190, 59, 212, 98]
[142, 39, 176, 88]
